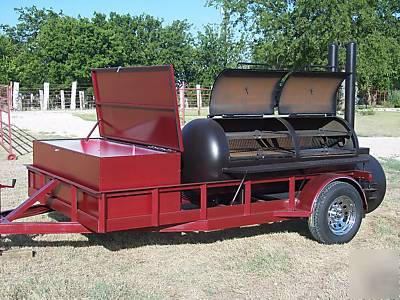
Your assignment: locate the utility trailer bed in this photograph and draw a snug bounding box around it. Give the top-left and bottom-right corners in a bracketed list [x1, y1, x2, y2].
[0, 164, 371, 235]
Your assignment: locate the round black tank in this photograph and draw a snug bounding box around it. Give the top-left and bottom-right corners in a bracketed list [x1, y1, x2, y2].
[181, 118, 230, 184]
[357, 154, 386, 213]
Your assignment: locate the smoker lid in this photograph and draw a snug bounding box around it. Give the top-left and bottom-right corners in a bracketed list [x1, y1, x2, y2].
[91, 65, 183, 152]
[278, 71, 346, 115]
[209, 69, 286, 116]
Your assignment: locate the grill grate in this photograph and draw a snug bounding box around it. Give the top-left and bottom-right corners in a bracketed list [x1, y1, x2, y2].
[228, 137, 295, 159]
[228, 135, 353, 160]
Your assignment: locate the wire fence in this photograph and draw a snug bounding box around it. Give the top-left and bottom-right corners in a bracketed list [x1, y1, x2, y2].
[9, 81, 400, 112]
[12, 82, 212, 111]
[18, 84, 95, 110]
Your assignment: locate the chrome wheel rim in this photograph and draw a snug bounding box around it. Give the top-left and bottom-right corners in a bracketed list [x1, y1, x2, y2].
[327, 195, 356, 236]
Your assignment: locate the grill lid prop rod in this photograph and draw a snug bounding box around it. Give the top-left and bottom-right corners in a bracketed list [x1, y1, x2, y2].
[85, 120, 101, 142]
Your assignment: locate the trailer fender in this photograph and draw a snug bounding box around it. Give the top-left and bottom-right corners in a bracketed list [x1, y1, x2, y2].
[296, 174, 368, 214]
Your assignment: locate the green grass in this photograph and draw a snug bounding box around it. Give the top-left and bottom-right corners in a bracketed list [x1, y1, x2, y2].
[379, 158, 400, 188]
[355, 111, 400, 137]
[380, 157, 400, 172]
[373, 216, 398, 237]
[245, 251, 291, 274]
[73, 112, 97, 122]
[33, 131, 68, 139]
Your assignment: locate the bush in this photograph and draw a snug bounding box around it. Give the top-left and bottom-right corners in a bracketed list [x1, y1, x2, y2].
[357, 108, 376, 116]
[388, 90, 400, 108]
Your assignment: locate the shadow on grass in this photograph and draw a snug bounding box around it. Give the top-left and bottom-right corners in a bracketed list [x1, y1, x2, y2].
[1, 213, 313, 251]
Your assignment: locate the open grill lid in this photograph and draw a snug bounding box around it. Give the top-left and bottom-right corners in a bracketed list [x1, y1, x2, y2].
[277, 71, 346, 115]
[91, 65, 183, 152]
[210, 68, 347, 117]
[209, 69, 286, 116]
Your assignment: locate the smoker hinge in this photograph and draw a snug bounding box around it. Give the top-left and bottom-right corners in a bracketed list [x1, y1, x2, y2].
[212, 114, 265, 119]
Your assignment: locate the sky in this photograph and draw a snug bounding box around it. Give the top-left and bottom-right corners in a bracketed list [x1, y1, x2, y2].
[0, 0, 222, 32]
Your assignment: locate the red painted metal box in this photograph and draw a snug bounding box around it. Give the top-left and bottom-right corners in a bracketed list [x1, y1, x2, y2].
[33, 139, 181, 191]
[29, 65, 184, 233]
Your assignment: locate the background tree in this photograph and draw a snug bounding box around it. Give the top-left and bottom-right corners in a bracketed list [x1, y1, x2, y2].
[0, 6, 244, 86]
[0, 35, 17, 83]
[194, 24, 244, 85]
[208, 0, 400, 102]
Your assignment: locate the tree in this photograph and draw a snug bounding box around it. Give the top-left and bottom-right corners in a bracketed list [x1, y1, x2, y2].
[0, 35, 17, 83]
[0, 6, 246, 86]
[208, 0, 400, 100]
[194, 24, 244, 85]
[0, 8, 199, 85]
[1, 6, 61, 43]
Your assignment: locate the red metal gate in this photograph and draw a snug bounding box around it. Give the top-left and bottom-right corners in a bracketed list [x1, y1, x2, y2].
[0, 83, 16, 160]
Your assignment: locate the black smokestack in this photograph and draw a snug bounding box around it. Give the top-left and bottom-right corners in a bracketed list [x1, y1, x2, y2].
[345, 42, 357, 129]
[328, 43, 339, 72]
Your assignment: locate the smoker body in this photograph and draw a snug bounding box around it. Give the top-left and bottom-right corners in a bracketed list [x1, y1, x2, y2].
[182, 115, 361, 181]
[181, 52, 385, 212]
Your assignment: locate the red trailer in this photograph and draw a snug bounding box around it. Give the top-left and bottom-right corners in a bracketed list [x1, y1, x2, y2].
[0, 43, 386, 244]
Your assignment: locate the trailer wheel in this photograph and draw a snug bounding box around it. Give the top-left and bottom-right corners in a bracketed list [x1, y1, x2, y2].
[308, 181, 363, 244]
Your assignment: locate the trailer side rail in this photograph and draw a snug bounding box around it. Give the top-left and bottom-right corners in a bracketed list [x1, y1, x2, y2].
[0, 166, 371, 235]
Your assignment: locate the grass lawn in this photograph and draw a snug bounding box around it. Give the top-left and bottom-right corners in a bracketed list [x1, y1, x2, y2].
[188, 110, 399, 137]
[73, 111, 97, 122]
[355, 111, 400, 137]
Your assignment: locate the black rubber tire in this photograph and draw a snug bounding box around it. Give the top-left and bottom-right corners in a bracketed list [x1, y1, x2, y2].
[308, 181, 363, 244]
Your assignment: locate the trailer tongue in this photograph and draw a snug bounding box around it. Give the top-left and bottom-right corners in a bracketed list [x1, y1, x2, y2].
[0, 43, 386, 244]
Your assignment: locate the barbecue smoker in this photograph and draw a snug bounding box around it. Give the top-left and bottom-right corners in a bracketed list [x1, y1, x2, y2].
[0, 42, 386, 245]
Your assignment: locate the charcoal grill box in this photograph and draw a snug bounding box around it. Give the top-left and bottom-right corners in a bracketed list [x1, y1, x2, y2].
[31, 65, 184, 232]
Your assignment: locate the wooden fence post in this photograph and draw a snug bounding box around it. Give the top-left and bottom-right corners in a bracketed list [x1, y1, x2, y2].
[43, 82, 49, 110]
[339, 82, 345, 111]
[70, 81, 77, 110]
[179, 83, 185, 126]
[60, 90, 65, 110]
[79, 91, 85, 110]
[196, 84, 202, 116]
[12, 82, 19, 110]
[39, 90, 44, 110]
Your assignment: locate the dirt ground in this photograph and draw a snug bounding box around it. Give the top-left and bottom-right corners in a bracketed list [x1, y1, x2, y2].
[0, 111, 399, 299]
[10, 110, 100, 138]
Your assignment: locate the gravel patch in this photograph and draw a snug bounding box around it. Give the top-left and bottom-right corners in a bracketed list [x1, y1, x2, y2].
[9, 110, 99, 138]
[358, 137, 400, 158]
